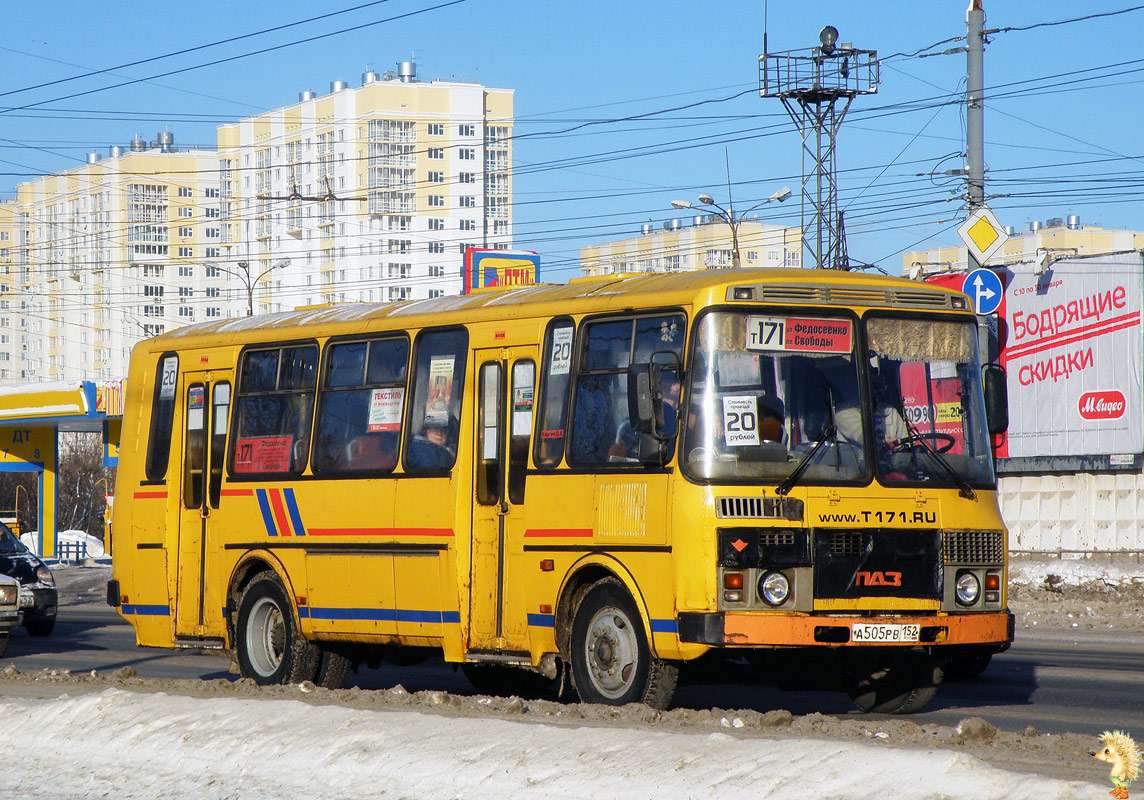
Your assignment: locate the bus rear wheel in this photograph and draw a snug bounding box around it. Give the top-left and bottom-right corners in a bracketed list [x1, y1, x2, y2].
[569, 579, 678, 709]
[842, 650, 943, 714]
[236, 574, 320, 685]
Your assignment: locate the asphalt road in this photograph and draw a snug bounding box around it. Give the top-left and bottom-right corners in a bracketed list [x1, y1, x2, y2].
[3, 602, 1141, 737]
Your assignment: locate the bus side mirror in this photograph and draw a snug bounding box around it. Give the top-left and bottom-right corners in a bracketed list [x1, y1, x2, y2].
[627, 362, 664, 434]
[983, 363, 1008, 435]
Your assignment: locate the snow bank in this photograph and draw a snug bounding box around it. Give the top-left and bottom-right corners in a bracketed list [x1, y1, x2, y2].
[0, 690, 1099, 800]
[1009, 558, 1144, 588]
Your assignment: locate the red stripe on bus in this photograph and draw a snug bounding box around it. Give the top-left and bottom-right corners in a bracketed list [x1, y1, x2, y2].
[524, 529, 593, 538]
[306, 527, 454, 538]
[221, 488, 254, 497]
[132, 491, 168, 500]
[267, 489, 293, 537]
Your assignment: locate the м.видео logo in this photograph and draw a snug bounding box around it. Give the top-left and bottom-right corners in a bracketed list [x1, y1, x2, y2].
[1078, 390, 1126, 420]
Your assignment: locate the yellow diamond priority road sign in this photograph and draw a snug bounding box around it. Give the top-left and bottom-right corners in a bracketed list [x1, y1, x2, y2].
[956, 205, 1008, 264]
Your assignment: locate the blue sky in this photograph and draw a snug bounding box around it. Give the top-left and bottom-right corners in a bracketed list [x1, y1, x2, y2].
[2, 0, 1141, 279]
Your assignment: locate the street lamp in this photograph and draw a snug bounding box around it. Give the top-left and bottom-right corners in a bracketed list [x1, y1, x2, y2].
[204, 258, 291, 316]
[670, 186, 791, 268]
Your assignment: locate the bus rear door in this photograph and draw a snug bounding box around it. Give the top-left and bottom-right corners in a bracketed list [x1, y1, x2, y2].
[175, 372, 232, 642]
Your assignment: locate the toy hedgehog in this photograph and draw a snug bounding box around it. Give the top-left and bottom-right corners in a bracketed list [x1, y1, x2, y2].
[1093, 730, 1140, 799]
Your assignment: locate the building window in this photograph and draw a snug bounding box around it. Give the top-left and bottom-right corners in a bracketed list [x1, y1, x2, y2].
[459, 219, 477, 231]
[206, 227, 219, 238]
[178, 187, 193, 198]
[459, 196, 476, 208]
[179, 307, 194, 318]
[205, 247, 220, 258]
[178, 226, 193, 238]
[206, 287, 220, 298]
[458, 172, 476, 184]
[178, 247, 193, 258]
[205, 188, 220, 198]
[179, 207, 193, 218]
[206, 307, 221, 318]
[458, 124, 475, 137]
[428, 195, 445, 208]
[428, 171, 445, 183]
[178, 266, 193, 277]
[428, 123, 445, 136]
[428, 218, 445, 231]
[428, 289, 445, 298]
[428, 147, 445, 160]
[428, 242, 445, 254]
[205, 266, 221, 278]
[428, 265, 445, 277]
[179, 287, 193, 298]
[458, 148, 475, 160]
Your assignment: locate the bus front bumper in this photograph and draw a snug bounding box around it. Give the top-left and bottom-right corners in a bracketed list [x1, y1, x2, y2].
[678, 610, 1014, 648]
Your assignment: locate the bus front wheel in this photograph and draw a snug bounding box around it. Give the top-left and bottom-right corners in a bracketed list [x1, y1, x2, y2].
[569, 579, 678, 709]
[236, 574, 320, 685]
[842, 649, 943, 714]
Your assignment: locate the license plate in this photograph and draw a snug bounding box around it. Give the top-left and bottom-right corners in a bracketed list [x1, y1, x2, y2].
[850, 623, 920, 643]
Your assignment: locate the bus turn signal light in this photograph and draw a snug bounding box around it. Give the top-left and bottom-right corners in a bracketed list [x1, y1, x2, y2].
[723, 572, 744, 590]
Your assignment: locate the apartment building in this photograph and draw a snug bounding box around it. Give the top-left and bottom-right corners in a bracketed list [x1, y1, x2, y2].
[0, 200, 17, 381]
[903, 214, 1144, 276]
[580, 217, 801, 276]
[11, 137, 221, 382]
[216, 61, 514, 309]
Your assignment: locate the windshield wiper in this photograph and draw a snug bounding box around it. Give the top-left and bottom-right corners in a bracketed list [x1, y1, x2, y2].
[776, 423, 836, 496]
[898, 405, 977, 501]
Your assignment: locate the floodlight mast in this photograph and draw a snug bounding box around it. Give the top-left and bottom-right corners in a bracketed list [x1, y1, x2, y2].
[759, 27, 878, 269]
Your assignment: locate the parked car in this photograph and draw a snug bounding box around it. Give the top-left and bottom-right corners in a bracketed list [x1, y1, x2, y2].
[0, 521, 57, 636]
[0, 574, 18, 657]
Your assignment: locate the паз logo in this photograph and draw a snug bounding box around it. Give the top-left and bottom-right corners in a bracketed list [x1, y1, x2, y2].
[1079, 391, 1126, 420]
[854, 570, 902, 587]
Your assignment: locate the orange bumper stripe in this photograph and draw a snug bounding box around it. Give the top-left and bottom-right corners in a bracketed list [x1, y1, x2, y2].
[723, 611, 1011, 647]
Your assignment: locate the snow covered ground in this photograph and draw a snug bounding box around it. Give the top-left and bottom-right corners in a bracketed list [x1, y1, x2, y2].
[0, 689, 1104, 800]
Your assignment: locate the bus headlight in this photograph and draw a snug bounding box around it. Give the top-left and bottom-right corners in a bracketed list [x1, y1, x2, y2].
[758, 571, 790, 607]
[955, 571, 980, 606]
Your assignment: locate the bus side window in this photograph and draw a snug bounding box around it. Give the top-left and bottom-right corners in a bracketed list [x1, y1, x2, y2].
[145, 353, 179, 482]
[313, 336, 408, 475]
[534, 318, 573, 467]
[232, 344, 318, 476]
[509, 359, 535, 504]
[405, 328, 468, 472]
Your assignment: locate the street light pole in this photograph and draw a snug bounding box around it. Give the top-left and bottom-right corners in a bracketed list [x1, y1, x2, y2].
[204, 258, 290, 316]
[671, 187, 791, 269]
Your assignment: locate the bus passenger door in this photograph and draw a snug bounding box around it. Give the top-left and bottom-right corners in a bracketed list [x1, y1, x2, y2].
[468, 348, 536, 655]
[175, 372, 232, 641]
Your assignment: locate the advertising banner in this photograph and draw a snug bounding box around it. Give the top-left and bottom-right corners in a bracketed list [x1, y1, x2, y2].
[1000, 252, 1143, 457]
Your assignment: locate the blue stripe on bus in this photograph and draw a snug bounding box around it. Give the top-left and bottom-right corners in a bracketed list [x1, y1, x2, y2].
[527, 613, 556, 628]
[255, 489, 277, 536]
[302, 607, 461, 624]
[283, 488, 307, 537]
[121, 604, 170, 616]
[650, 618, 679, 634]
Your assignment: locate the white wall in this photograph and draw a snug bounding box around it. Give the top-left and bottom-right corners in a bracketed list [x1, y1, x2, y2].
[999, 472, 1144, 555]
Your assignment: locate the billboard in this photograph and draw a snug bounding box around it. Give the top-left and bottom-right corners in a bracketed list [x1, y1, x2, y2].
[999, 253, 1143, 458]
[462, 249, 539, 294]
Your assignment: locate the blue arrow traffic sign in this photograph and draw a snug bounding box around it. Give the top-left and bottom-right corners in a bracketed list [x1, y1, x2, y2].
[964, 267, 1003, 315]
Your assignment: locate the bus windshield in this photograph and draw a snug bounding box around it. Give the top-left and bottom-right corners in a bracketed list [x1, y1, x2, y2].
[866, 315, 994, 488]
[683, 311, 868, 483]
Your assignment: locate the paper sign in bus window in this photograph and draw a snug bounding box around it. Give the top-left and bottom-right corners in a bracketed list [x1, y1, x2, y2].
[722, 396, 760, 447]
[746, 316, 852, 353]
[367, 388, 404, 433]
[234, 436, 292, 473]
[425, 356, 455, 425]
[549, 327, 573, 376]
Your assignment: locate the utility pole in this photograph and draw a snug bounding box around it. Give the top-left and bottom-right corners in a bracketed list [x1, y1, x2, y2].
[965, 0, 993, 362]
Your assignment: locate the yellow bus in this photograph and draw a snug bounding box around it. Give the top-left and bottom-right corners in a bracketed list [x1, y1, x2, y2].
[108, 268, 1012, 713]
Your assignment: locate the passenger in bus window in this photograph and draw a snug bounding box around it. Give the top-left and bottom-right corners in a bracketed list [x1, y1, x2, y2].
[408, 417, 458, 469]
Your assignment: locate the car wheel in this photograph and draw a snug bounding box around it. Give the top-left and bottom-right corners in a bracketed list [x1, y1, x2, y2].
[235, 574, 319, 685]
[569, 578, 678, 709]
[24, 614, 56, 637]
[0, 632, 7, 658]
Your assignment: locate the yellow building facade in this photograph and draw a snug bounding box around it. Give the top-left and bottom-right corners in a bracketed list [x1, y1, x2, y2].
[216, 63, 514, 309]
[580, 218, 801, 276]
[11, 140, 221, 383]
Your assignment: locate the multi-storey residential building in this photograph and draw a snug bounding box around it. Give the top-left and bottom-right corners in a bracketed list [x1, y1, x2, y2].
[0, 200, 17, 381]
[11, 135, 221, 382]
[580, 217, 801, 276]
[216, 61, 514, 309]
[902, 214, 1144, 276]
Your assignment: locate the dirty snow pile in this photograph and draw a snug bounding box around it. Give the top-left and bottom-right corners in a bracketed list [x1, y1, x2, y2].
[1009, 557, 1144, 589]
[0, 689, 1101, 800]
